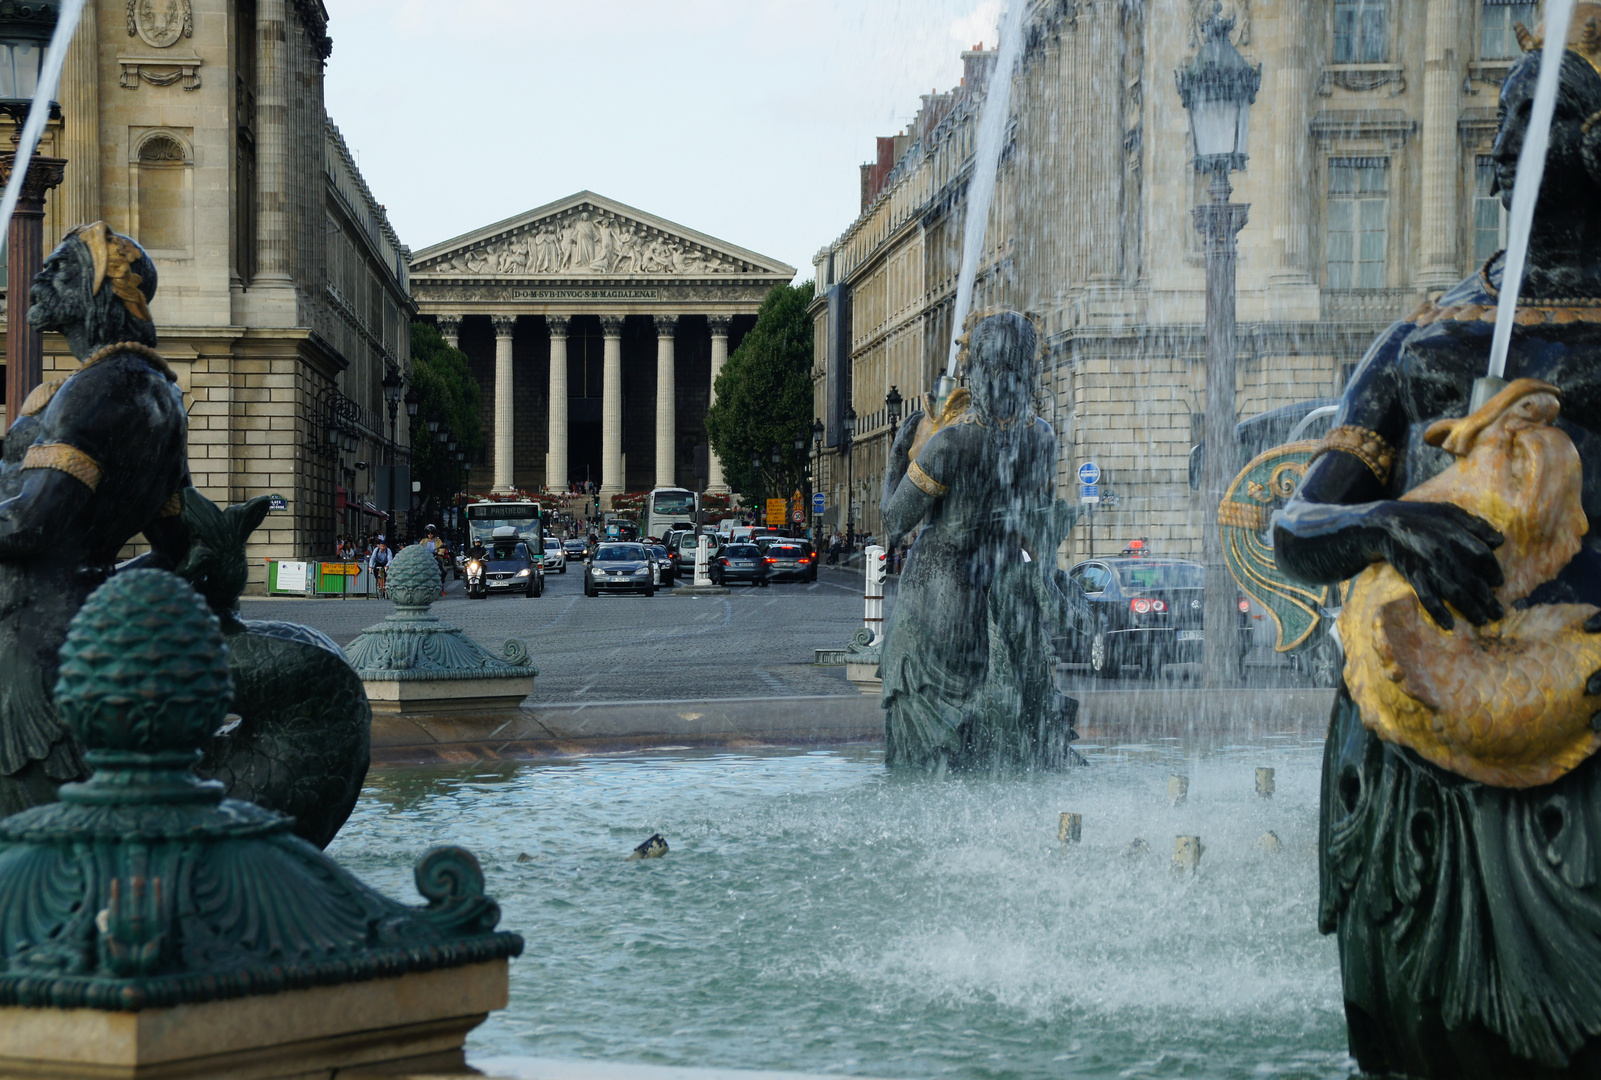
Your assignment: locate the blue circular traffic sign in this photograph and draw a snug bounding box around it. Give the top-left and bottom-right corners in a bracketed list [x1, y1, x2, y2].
[1078, 462, 1101, 485]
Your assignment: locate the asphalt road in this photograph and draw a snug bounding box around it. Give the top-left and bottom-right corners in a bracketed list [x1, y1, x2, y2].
[240, 563, 888, 704]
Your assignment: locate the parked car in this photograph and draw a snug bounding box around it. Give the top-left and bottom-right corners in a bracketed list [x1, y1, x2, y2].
[712, 543, 769, 587]
[562, 537, 588, 562]
[542, 536, 566, 574]
[584, 542, 656, 597]
[467, 527, 543, 599]
[648, 543, 675, 586]
[762, 541, 814, 583]
[1065, 557, 1249, 677]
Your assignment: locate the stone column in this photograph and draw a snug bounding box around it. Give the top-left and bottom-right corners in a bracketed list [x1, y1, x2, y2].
[654, 316, 677, 489]
[254, 0, 292, 289]
[437, 314, 461, 350]
[1, 153, 64, 429]
[59, 0, 99, 230]
[600, 316, 625, 500]
[1416, 0, 1461, 293]
[492, 316, 517, 493]
[547, 316, 569, 493]
[1267, 2, 1316, 292]
[706, 316, 731, 493]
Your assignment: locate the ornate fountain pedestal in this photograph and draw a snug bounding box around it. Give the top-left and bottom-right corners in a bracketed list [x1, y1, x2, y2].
[345, 544, 536, 718]
[0, 570, 523, 1079]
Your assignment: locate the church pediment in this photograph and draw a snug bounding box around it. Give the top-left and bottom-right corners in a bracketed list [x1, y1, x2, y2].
[409, 191, 795, 280]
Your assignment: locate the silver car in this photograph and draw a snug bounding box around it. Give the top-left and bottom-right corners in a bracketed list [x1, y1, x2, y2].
[542, 536, 566, 574]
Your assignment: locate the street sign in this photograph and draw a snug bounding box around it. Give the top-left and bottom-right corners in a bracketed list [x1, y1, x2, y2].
[267, 494, 287, 512]
[765, 498, 786, 526]
[791, 509, 805, 523]
[1080, 483, 1100, 503]
[812, 492, 824, 514]
[1078, 462, 1101, 485]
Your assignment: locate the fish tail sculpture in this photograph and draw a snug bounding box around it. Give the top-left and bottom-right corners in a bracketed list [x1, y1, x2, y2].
[1340, 379, 1601, 788]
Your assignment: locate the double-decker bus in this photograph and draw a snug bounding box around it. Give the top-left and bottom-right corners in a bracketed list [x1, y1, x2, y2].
[642, 487, 698, 540]
[464, 500, 542, 546]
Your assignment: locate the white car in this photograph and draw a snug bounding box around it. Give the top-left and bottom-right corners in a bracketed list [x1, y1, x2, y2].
[542, 536, 566, 574]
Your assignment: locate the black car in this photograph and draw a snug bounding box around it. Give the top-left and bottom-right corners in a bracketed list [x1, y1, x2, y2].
[470, 533, 543, 599]
[1066, 557, 1249, 677]
[762, 542, 814, 583]
[712, 543, 769, 587]
[562, 538, 588, 562]
[584, 542, 656, 597]
[648, 543, 676, 585]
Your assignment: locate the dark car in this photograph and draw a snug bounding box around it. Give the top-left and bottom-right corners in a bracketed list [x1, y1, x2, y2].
[648, 543, 675, 586]
[584, 542, 656, 597]
[563, 537, 588, 562]
[762, 542, 814, 583]
[472, 532, 543, 599]
[712, 543, 769, 587]
[1066, 557, 1249, 677]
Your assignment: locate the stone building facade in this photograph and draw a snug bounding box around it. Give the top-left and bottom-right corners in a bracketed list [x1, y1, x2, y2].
[409, 192, 794, 499]
[812, 0, 1525, 560]
[3, 0, 411, 589]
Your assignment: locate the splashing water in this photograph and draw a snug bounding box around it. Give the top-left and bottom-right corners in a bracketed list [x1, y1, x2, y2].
[0, 0, 86, 262]
[1488, 0, 1576, 380]
[945, 0, 1028, 378]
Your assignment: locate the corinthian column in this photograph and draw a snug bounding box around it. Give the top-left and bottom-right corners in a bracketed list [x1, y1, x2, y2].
[654, 315, 678, 488]
[492, 316, 517, 493]
[254, 0, 291, 289]
[706, 316, 731, 493]
[59, 0, 99, 230]
[600, 316, 625, 500]
[437, 314, 461, 349]
[547, 316, 569, 492]
[1416, 0, 1461, 292]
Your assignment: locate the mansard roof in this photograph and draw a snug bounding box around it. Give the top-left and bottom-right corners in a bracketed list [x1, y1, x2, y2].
[409, 191, 795, 281]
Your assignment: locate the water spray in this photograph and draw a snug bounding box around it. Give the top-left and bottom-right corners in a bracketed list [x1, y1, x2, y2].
[938, 0, 1028, 406]
[1477, 0, 1577, 411]
[0, 0, 85, 262]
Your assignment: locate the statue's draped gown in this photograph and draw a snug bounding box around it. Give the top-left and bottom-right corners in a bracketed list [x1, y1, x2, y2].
[0, 350, 187, 814]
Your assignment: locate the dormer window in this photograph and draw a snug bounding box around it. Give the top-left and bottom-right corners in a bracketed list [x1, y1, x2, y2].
[1482, 0, 1537, 60]
[1334, 0, 1388, 64]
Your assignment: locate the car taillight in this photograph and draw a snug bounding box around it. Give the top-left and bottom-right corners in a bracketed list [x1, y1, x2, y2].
[763, 557, 775, 564]
[1131, 598, 1151, 614]
[720, 558, 730, 566]
[1238, 599, 1251, 613]
[1150, 599, 1167, 613]
[799, 557, 809, 564]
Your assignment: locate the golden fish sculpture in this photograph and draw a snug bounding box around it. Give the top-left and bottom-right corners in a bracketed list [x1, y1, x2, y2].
[1340, 378, 1601, 788]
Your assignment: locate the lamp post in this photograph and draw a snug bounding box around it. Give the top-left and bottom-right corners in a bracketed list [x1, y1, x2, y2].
[382, 370, 403, 533]
[843, 405, 857, 546]
[885, 386, 903, 441]
[812, 418, 825, 545]
[402, 388, 420, 536]
[1177, 1, 1259, 690]
[0, 0, 65, 428]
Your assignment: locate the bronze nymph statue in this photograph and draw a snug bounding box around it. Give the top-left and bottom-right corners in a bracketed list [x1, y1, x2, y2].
[1275, 18, 1601, 1077]
[0, 223, 189, 816]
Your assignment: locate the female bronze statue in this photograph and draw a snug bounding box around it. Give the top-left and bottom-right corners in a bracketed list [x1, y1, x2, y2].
[878, 312, 1078, 772]
[1276, 34, 1601, 1078]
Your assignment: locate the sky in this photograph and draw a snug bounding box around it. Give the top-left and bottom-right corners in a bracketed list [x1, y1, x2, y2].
[322, 1, 1002, 282]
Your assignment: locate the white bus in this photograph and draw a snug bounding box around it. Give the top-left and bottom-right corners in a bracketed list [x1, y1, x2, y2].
[464, 500, 542, 546]
[642, 487, 698, 540]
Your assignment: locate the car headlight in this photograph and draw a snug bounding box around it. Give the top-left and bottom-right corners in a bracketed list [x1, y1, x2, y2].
[516, 568, 531, 578]
[633, 567, 648, 576]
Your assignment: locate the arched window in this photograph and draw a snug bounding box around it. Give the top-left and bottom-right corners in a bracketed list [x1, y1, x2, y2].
[135, 133, 191, 253]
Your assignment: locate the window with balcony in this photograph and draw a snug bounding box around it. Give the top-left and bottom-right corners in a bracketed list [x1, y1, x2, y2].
[1474, 155, 1507, 267]
[1481, 0, 1536, 60]
[1326, 157, 1389, 290]
[1333, 0, 1388, 63]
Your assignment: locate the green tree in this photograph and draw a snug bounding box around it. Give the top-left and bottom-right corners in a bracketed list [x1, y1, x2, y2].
[705, 281, 816, 507]
[408, 322, 483, 522]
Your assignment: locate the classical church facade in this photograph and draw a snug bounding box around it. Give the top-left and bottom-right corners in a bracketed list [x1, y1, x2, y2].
[410, 192, 795, 499]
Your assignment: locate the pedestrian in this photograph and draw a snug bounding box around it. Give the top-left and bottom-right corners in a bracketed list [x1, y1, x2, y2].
[368, 538, 392, 599]
[826, 530, 842, 566]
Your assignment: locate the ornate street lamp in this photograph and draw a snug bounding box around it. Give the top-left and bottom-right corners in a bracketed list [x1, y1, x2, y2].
[0, 0, 64, 428]
[843, 405, 857, 541]
[381, 370, 404, 527]
[1176, 1, 1258, 691]
[404, 387, 420, 421]
[885, 385, 903, 440]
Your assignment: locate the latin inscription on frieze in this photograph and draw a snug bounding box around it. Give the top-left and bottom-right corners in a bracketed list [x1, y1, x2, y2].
[509, 288, 660, 301]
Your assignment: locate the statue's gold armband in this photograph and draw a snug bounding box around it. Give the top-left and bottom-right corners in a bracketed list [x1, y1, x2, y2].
[1309, 425, 1396, 486]
[907, 460, 949, 498]
[21, 442, 103, 492]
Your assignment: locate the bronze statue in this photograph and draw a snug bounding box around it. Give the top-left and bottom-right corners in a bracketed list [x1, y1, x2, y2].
[878, 312, 1079, 772]
[0, 223, 188, 816]
[1275, 26, 1601, 1078]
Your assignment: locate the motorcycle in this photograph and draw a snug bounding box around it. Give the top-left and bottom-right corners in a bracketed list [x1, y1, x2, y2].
[464, 557, 486, 599]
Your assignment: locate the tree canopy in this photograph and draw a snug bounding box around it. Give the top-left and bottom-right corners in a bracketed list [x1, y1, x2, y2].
[704, 281, 816, 501]
[408, 322, 483, 519]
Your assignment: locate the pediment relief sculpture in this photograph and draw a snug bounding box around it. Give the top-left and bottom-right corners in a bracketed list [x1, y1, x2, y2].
[128, 0, 193, 48]
[416, 208, 756, 278]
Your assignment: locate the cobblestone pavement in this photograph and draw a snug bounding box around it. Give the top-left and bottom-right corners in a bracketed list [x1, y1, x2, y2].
[239, 564, 889, 704]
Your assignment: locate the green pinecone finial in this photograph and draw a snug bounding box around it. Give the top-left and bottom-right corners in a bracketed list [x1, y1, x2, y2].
[387, 543, 441, 610]
[54, 569, 233, 756]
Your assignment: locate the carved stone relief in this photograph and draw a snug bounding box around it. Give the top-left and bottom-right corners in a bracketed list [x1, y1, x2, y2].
[1189, 0, 1249, 46]
[128, 0, 193, 48]
[420, 206, 756, 277]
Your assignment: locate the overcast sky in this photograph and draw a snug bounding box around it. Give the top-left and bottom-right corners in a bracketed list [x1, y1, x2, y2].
[323, 1, 1002, 282]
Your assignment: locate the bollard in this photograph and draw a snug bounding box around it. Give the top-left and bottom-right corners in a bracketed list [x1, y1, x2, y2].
[1255, 831, 1283, 852]
[1058, 812, 1082, 844]
[864, 545, 887, 645]
[1124, 837, 1151, 859]
[1256, 767, 1275, 798]
[1173, 835, 1205, 872]
[1168, 774, 1189, 805]
[694, 534, 711, 586]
